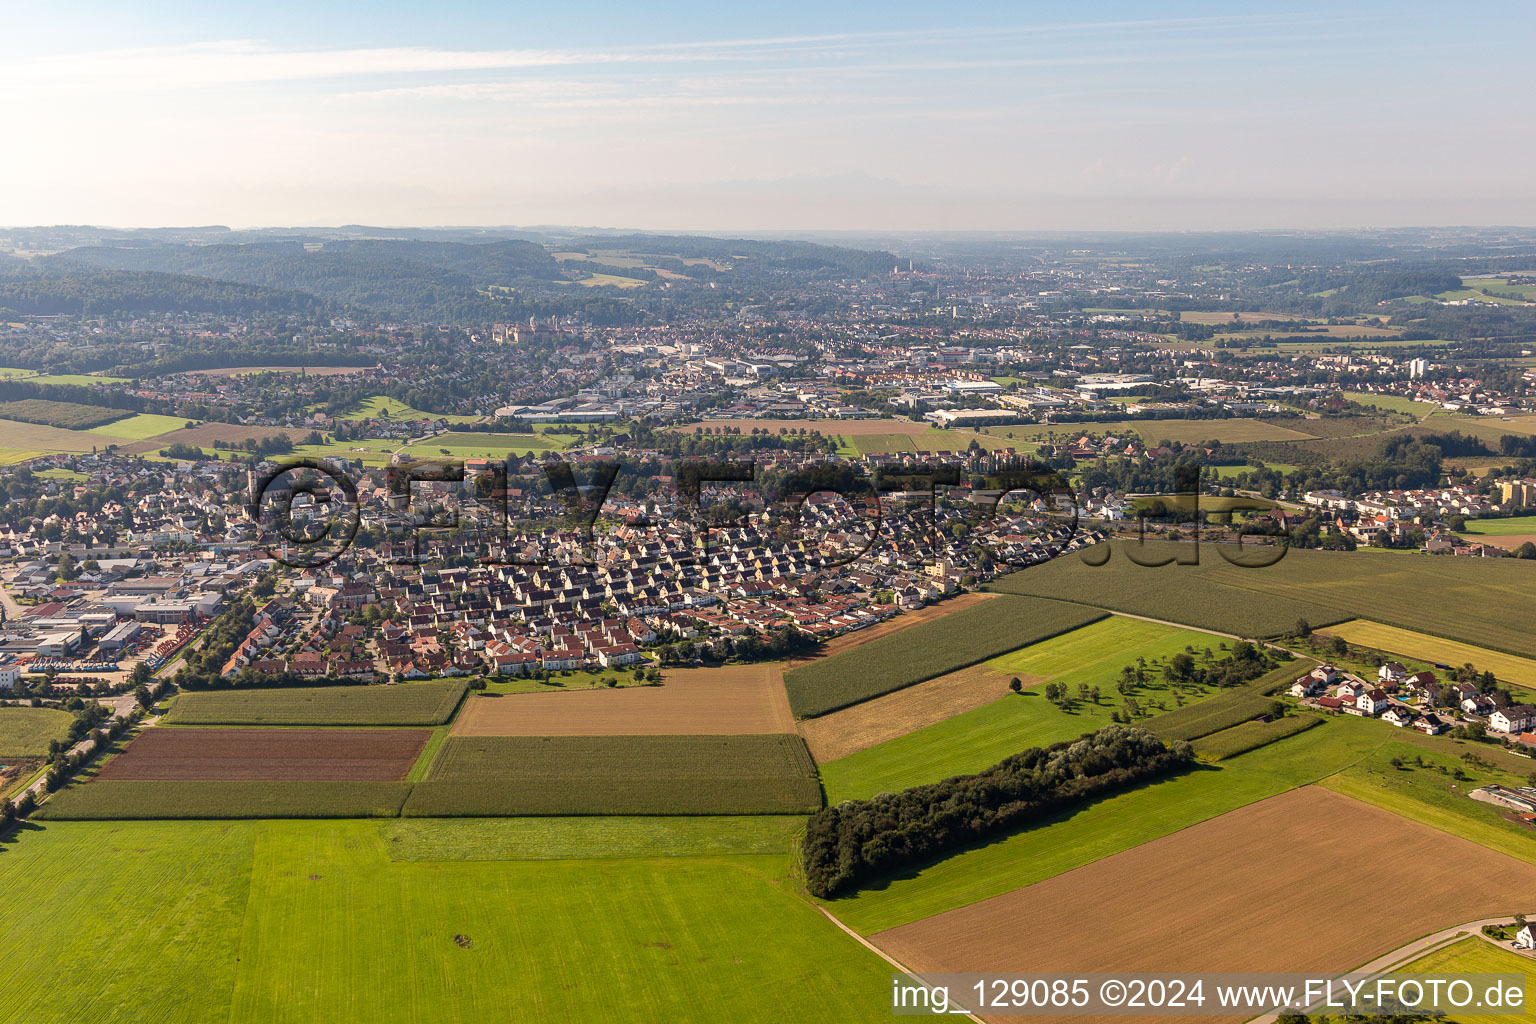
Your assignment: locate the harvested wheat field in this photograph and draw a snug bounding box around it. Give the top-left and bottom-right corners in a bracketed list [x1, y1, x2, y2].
[452, 662, 796, 736]
[873, 786, 1536, 1024]
[95, 728, 430, 781]
[786, 593, 997, 667]
[798, 662, 1025, 762]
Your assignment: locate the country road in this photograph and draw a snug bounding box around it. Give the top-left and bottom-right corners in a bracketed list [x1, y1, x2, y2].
[1245, 916, 1536, 1023]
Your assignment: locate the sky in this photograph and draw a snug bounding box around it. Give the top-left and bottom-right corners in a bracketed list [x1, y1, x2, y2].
[3, 1, 1534, 232]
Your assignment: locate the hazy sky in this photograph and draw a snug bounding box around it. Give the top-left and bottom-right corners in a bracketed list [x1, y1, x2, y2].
[4, 1, 1533, 231]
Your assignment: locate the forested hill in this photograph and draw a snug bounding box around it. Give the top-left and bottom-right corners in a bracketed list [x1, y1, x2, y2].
[50, 238, 562, 316]
[0, 263, 329, 317]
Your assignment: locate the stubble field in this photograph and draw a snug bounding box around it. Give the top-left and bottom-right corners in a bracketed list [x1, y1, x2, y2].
[452, 663, 794, 736]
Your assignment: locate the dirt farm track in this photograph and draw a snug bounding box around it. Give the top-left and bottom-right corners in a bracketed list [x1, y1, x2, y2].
[95, 728, 430, 781]
[872, 786, 1536, 1024]
[452, 663, 796, 736]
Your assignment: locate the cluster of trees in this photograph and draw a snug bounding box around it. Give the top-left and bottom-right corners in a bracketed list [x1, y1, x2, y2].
[802, 725, 1194, 897]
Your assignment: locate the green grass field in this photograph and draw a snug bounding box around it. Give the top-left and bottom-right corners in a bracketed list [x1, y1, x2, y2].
[1341, 391, 1438, 417]
[84, 412, 190, 440]
[1188, 713, 1320, 760]
[33, 780, 415, 820]
[338, 395, 482, 424]
[25, 372, 133, 386]
[784, 595, 1105, 718]
[0, 819, 897, 1024]
[164, 680, 469, 727]
[1459, 515, 1536, 536]
[380, 816, 806, 860]
[401, 430, 579, 459]
[0, 707, 75, 756]
[1394, 938, 1535, 1024]
[404, 734, 823, 816]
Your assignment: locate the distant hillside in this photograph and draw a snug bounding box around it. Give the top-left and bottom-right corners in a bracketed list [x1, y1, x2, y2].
[52, 238, 563, 317]
[0, 263, 329, 317]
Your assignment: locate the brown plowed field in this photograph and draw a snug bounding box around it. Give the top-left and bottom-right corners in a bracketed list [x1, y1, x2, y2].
[451, 663, 796, 736]
[798, 662, 1030, 762]
[95, 728, 429, 781]
[873, 786, 1536, 1024]
[785, 593, 996, 667]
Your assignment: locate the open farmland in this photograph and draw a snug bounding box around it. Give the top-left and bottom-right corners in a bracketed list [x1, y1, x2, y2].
[84, 412, 191, 440]
[1394, 938, 1536, 1024]
[798, 663, 1019, 763]
[786, 592, 995, 663]
[818, 646, 1298, 803]
[164, 681, 468, 727]
[453, 663, 793, 736]
[1322, 619, 1536, 689]
[871, 786, 1536, 1021]
[400, 430, 577, 458]
[33, 780, 415, 819]
[404, 734, 822, 815]
[0, 397, 129, 429]
[120, 421, 315, 455]
[0, 707, 75, 756]
[819, 716, 1381, 934]
[95, 728, 430, 781]
[0, 819, 896, 1024]
[989, 541, 1536, 653]
[783, 594, 1105, 718]
[802, 616, 1223, 763]
[1189, 714, 1320, 760]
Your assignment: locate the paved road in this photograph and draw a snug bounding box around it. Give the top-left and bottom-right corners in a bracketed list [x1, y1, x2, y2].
[1245, 916, 1536, 1023]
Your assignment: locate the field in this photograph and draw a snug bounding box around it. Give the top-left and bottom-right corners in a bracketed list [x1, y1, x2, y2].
[0, 706, 74, 756]
[786, 593, 996, 663]
[1459, 514, 1536, 535]
[122, 421, 316, 456]
[981, 418, 1320, 446]
[990, 541, 1536, 654]
[871, 786, 1536, 1007]
[453, 663, 793, 736]
[1341, 391, 1438, 417]
[797, 663, 1016, 763]
[817, 648, 1298, 804]
[400, 430, 578, 459]
[164, 680, 468, 727]
[680, 417, 918, 436]
[379, 816, 808, 860]
[33, 780, 415, 819]
[94, 728, 431, 780]
[1395, 938, 1536, 1024]
[404, 734, 822, 816]
[184, 365, 374, 377]
[1189, 714, 1320, 760]
[1179, 310, 1311, 324]
[782, 594, 1105, 718]
[84, 412, 190, 440]
[0, 398, 128, 429]
[0, 819, 896, 1023]
[818, 715, 1385, 933]
[1322, 619, 1536, 689]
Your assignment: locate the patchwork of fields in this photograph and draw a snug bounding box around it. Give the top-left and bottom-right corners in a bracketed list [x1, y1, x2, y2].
[989, 540, 1536, 655]
[782, 594, 1105, 718]
[871, 786, 1536, 1017]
